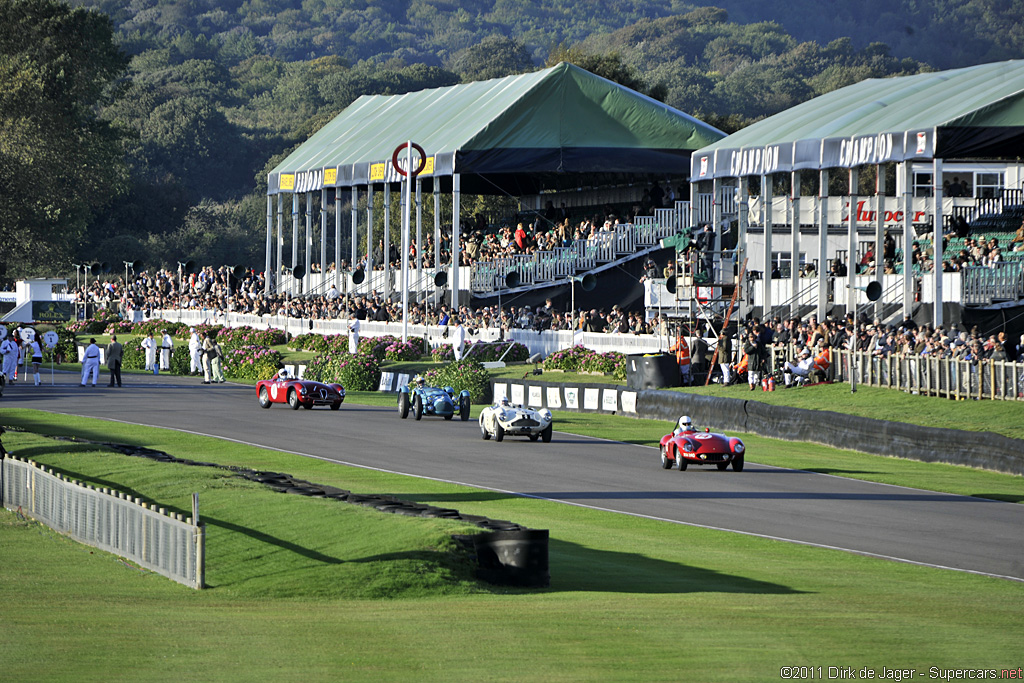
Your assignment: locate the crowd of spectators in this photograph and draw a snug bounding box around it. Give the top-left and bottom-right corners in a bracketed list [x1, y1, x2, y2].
[730, 311, 1023, 371]
[70, 263, 679, 338]
[71, 261, 1023, 370]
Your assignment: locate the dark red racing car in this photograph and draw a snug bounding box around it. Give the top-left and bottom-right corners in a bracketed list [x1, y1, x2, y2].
[257, 369, 345, 410]
[658, 415, 745, 472]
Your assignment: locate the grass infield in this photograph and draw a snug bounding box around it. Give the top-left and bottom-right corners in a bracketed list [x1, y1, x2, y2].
[2, 401, 1023, 681]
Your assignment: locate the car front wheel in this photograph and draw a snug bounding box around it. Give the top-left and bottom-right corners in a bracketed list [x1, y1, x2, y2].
[494, 422, 504, 442]
[398, 392, 409, 419]
[459, 395, 470, 421]
[413, 395, 422, 421]
[540, 424, 552, 443]
[480, 420, 491, 440]
[732, 454, 744, 472]
[259, 387, 271, 409]
[288, 389, 300, 410]
[660, 445, 671, 469]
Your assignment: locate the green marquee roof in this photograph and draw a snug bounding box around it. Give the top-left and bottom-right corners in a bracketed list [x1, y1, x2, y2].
[268, 62, 724, 196]
[691, 59, 1024, 180]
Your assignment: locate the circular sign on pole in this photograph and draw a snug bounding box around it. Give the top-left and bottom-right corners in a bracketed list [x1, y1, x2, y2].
[392, 142, 426, 177]
[43, 331, 60, 349]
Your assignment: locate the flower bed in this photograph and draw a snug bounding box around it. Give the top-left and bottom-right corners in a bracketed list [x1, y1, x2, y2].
[358, 335, 425, 361]
[215, 325, 287, 350]
[305, 351, 381, 391]
[289, 333, 347, 353]
[222, 345, 284, 381]
[543, 345, 626, 380]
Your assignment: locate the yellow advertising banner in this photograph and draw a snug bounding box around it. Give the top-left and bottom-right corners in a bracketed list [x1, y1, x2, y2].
[279, 173, 295, 191]
[370, 163, 386, 181]
[324, 168, 337, 185]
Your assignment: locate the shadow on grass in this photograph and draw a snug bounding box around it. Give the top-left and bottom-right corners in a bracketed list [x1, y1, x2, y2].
[774, 467, 883, 476]
[203, 515, 346, 569]
[546, 538, 803, 594]
[972, 493, 1024, 503]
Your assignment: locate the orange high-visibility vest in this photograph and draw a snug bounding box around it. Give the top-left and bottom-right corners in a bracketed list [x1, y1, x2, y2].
[735, 353, 748, 373]
[672, 336, 690, 367]
[812, 348, 831, 373]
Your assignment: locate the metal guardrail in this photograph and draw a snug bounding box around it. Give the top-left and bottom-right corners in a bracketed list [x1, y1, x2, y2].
[469, 202, 693, 294]
[961, 262, 1024, 305]
[1, 456, 204, 588]
[764, 344, 1023, 401]
[836, 350, 1024, 401]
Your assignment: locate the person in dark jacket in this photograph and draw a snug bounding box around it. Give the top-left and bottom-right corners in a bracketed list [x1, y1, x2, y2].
[743, 329, 766, 391]
[106, 335, 123, 387]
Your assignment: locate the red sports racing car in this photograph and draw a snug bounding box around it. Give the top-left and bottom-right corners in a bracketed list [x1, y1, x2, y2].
[257, 372, 346, 410]
[659, 427, 745, 472]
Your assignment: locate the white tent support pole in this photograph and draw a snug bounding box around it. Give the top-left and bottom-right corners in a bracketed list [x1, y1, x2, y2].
[366, 185, 375, 281]
[761, 173, 773, 320]
[736, 179, 749, 321]
[874, 166, 886, 321]
[901, 162, 913, 321]
[452, 173, 461, 313]
[790, 171, 801, 318]
[265, 195, 273, 296]
[932, 157, 944, 328]
[276, 194, 283, 296]
[401, 143, 412, 342]
[434, 184, 441, 307]
[350, 186, 358, 270]
[321, 187, 328, 293]
[334, 187, 342, 292]
[291, 193, 299, 297]
[712, 178, 722, 279]
[816, 169, 829, 322]
[304, 191, 313, 292]
[384, 183, 391, 302]
[416, 177, 422, 303]
[847, 167, 859, 320]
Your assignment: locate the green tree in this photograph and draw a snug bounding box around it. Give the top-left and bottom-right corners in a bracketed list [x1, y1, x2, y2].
[447, 35, 535, 81]
[546, 45, 667, 101]
[0, 0, 130, 284]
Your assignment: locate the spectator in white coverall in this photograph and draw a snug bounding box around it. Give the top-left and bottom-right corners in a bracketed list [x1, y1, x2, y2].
[80, 338, 101, 386]
[452, 319, 466, 360]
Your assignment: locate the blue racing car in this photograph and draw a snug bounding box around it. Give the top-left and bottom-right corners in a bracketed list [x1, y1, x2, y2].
[398, 376, 471, 421]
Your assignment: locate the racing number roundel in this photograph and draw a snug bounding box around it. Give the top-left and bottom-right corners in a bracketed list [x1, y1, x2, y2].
[270, 383, 278, 400]
[695, 433, 712, 439]
[392, 142, 426, 177]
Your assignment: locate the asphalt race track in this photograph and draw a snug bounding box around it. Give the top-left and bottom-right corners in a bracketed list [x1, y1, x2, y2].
[6, 371, 1024, 581]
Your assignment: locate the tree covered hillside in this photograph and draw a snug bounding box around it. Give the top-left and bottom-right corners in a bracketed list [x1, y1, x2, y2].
[71, 0, 1021, 69]
[2, 0, 1012, 282]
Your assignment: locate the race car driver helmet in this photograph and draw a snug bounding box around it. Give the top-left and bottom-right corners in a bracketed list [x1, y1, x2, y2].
[277, 368, 290, 379]
[678, 415, 694, 431]
[413, 374, 426, 387]
[499, 396, 510, 406]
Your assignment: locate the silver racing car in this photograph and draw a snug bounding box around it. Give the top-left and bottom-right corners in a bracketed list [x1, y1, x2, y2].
[479, 397, 553, 442]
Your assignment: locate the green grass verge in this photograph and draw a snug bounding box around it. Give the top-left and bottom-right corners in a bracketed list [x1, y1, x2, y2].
[2, 408, 1023, 681]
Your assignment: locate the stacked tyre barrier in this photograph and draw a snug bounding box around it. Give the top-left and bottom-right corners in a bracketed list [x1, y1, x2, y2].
[46, 434, 550, 587]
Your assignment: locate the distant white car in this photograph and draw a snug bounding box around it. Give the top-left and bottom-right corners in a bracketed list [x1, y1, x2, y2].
[479, 399, 553, 442]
